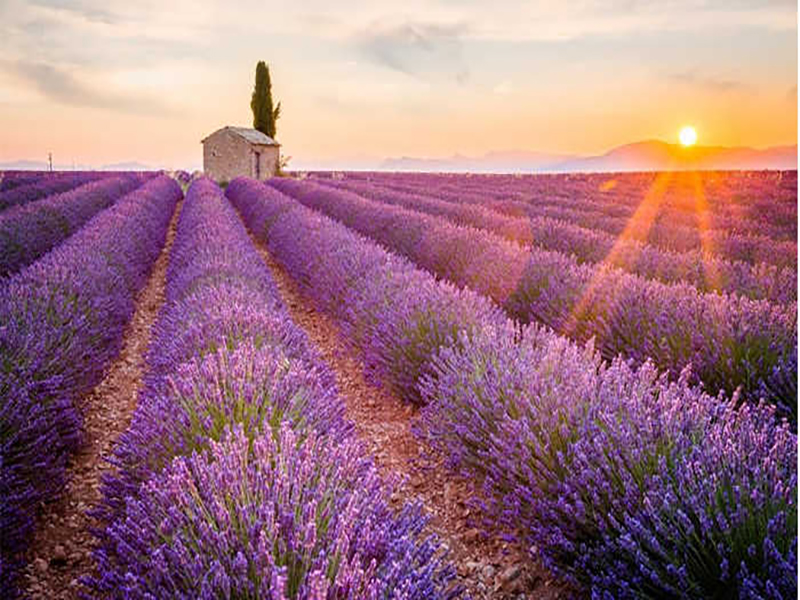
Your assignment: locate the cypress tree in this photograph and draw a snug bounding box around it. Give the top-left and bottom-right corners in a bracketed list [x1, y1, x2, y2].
[250, 61, 280, 139]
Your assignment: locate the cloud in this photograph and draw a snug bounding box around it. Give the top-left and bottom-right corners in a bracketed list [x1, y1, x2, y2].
[2, 60, 176, 115]
[493, 80, 514, 95]
[667, 70, 750, 93]
[444, 1, 796, 42]
[27, 0, 122, 25]
[356, 21, 470, 83]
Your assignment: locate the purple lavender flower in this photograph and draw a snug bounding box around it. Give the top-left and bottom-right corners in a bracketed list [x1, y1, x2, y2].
[420, 323, 797, 598]
[329, 171, 796, 269]
[0, 171, 120, 212]
[0, 175, 181, 594]
[94, 426, 457, 599]
[0, 174, 147, 276]
[316, 177, 796, 304]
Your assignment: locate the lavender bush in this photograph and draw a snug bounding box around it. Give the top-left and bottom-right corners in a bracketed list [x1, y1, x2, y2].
[518, 201, 797, 271]
[95, 426, 456, 599]
[0, 171, 42, 193]
[420, 325, 797, 598]
[0, 174, 145, 276]
[171, 170, 195, 186]
[96, 177, 344, 518]
[0, 175, 180, 594]
[228, 178, 506, 404]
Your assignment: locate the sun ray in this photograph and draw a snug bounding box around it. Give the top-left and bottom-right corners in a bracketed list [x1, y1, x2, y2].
[562, 171, 674, 340]
[688, 171, 722, 293]
[599, 179, 617, 193]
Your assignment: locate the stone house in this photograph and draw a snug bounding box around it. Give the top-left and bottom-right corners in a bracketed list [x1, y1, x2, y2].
[201, 126, 280, 182]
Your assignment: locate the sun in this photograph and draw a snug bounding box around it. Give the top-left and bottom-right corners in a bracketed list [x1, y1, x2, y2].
[679, 126, 698, 147]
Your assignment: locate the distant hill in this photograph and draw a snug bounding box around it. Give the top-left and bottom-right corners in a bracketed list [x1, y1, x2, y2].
[99, 161, 160, 171]
[381, 150, 576, 172]
[0, 160, 73, 171]
[381, 142, 797, 173]
[553, 141, 797, 172]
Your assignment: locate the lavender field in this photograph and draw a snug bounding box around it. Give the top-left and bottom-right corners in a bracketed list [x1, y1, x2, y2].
[0, 169, 796, 599]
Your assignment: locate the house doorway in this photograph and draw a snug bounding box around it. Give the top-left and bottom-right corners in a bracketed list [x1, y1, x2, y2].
[254, 151, 261, 179]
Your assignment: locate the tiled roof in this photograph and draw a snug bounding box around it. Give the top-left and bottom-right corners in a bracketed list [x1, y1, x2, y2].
[202, 126, 279, 146]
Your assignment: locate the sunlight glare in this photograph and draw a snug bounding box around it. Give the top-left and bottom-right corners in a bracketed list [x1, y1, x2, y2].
[679, 126, 698, 147]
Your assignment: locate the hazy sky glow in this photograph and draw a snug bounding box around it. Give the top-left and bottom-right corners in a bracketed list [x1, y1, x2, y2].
[0, 0, 796, 168]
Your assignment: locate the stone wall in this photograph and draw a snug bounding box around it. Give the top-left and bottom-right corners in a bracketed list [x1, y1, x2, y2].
[203, 130, 280, 182]
[255, 146, 280, 180]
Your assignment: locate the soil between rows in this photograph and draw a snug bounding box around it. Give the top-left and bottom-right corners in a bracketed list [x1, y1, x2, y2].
[21, 199, 183, 599]
[250, 234, 571, 600]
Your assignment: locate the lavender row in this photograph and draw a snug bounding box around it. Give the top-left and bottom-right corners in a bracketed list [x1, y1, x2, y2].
[227, 177, 796, 598]
[406, 174, 797, 241]
[0, 171, 113, 212]
[344, 171, 798, 242]
[0, 171, 43, 193]
[514, 198, 797, 270]
[271, 178, 797, 417]
[229, 179, 506, 405]
[91, 178, 457, 599]
[0, 175, 181, 595]
[482, 170, 796, 238]
[0, 175, 147, 277]
[348, 174, 797, 270]
[338, 172, 797, 264]
[345, 169, 798, 214]
[318, 178, 795, 304]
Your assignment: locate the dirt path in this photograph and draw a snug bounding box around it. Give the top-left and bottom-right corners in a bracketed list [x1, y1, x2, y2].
[252, 239, 570, 600]
[22, 199, 182, 599]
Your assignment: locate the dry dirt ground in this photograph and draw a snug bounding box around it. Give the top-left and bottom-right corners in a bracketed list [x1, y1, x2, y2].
[252, 238, 572, 600]
[21, 200, 182, 599]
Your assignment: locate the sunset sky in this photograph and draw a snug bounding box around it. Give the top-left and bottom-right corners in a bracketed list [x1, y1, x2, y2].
[0, 0, 796, 169]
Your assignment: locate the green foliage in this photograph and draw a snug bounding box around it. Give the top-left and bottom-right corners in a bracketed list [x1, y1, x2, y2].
[276, 154, 292, 177]
[250, 61, 280, 139]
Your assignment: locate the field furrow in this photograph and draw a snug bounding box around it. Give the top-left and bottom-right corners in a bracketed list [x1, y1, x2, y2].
[250, 228, 570, 599]
[90, 178, 459, 599]
[0, 175, 182, 595]
[21, 193, 182, 599]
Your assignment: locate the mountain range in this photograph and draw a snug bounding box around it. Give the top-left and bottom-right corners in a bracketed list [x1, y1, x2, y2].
[381, 141, 797, 173]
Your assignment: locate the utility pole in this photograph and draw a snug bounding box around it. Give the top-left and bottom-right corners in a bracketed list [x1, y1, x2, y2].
[48, 152, 53, 172]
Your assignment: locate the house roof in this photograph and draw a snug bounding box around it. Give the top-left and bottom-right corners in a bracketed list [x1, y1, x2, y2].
[201, 126, 280, 146]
